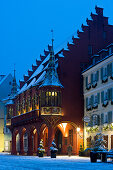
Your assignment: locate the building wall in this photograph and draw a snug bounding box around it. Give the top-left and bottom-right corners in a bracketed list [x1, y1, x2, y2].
[0, 74, 13, 152]
[0, 102, 5, 151]
[83, 52, 113, 150]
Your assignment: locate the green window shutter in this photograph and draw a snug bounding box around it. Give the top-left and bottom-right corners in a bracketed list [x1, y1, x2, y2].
[101, 68, 103, 80]
[107, 64, 110, 76]
[97, 93, 100, 104]
[96, 71, 99, 82]
[91, 95, 94, 107]
[109, 63, 112, 76]
[91, 74, 93, 84]
[101, 91, 104, 103]
[97, 115, 100, 126]
[112, 88, 113, 100]
[108, 88, 112, 101]
[101, 113, 104, 125]
[86, 97, 88, 108]
[86, 77, 88, 88]
[108, 111, 112, 124]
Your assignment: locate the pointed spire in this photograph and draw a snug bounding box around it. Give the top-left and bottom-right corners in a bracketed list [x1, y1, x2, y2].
[40, 31, 63, 88]
[11, 64, 17, 96]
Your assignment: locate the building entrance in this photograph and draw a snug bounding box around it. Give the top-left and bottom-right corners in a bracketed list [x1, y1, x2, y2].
[55, 129, 62, 154]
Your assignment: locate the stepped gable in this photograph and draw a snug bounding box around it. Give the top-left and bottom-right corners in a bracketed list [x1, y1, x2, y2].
[32, 64, 37, 72]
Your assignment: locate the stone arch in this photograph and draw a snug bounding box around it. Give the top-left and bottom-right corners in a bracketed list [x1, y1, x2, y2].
[54, 121, 80, 155]
[11, 129, 19, 155]
[27, 125, 38, 155]
[39, 123, 48, 153]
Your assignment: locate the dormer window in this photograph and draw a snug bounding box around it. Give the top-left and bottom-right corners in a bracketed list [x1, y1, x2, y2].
[109, 47, 112, 55]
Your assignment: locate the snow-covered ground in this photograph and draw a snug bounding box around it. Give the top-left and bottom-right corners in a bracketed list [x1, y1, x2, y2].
[0, 153, 113, 170]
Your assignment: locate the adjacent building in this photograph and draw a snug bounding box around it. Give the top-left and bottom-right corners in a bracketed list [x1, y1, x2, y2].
[83, 43, 113, 150]
[0, 74, 13, 152]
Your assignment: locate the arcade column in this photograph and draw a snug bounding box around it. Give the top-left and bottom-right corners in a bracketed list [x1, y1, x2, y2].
[47, 126, 54, 156]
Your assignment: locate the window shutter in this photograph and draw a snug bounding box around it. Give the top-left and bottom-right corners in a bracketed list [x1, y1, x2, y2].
[101, 91, 104, 103]
[107, 64, 110, 76]
[96, 71, 99, 82]
[101, 68, 103, 80]
[109, 63, 112, 76]
[97, 93, 100, 104]
[86, 97, 88, 108]
[108, 88, 112, 101]
[91, 74, 93, 84]
[97, 115, 100, 126]
[108, 111, 112, 124]
[101, 113, 104, 125]
[86, 77, 88, 88]
[91, 95, 94, 107]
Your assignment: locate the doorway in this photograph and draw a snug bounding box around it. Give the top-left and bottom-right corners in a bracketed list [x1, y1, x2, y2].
[55, 129, 62, 154]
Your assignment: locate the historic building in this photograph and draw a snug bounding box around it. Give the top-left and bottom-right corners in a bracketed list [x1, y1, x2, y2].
[83, 43, 113, 150]
[0, 74, 14, 152]
[8, 6, 113, 155]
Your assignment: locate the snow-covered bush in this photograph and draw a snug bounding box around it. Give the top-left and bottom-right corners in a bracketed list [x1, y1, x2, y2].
[38, 139, 45, 153]
[50, 139, 58, 153]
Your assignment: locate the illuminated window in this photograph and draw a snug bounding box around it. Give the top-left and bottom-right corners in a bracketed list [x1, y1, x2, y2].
[52, 92, 54, 96]
[49, 92, 51, 96]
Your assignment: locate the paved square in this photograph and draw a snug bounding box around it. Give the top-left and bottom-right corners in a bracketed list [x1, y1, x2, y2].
[0, 153, 113, 170]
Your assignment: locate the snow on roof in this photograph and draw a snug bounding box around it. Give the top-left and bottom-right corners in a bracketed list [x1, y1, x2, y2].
[29, 54, 50, 81]
[0, 74, 9, 86]
[34, 71, 46, 86]
[18, 83, 27, 95]
[26, 78, 36, 89]
[5, 99, 14, 105]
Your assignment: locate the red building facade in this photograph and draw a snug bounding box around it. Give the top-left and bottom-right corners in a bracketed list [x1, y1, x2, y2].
[8, 6, 113, 155]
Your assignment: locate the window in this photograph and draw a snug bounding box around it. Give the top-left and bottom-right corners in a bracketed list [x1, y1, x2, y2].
[92, 115, 98, 126]
[86, 75, 91, 90]
[104, 113, 108, 123]
[101, 66, 108, 83]
[109, 47, 112, 55]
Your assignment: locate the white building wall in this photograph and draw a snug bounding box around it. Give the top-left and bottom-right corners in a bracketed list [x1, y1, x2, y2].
[83, 54, 113, 150]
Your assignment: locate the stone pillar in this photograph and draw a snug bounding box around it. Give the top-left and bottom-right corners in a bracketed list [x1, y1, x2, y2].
[27, 133, 33, 155]
[34, 132, 38, 153]
[11, 132, 17, 155]
[19, 133, 24, 155]
[47, 126, 54, 156]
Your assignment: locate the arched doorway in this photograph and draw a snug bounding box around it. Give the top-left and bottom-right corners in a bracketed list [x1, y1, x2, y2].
[55, 129, 62, 154]
[16, 133, 20, 153]
[23, 131, 28, 153]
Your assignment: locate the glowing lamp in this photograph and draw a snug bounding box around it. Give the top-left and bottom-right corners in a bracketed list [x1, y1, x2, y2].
[112, 123, 113, 126]
[77, 127, 80, 132]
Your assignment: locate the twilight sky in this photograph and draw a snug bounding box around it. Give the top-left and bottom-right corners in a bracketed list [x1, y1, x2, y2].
[0, 0, 113, 83]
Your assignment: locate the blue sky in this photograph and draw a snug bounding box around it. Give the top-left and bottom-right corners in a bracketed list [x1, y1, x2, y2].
[0, 0, 113, 83]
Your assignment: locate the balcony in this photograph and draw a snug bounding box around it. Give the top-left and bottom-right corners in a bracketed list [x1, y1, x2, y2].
[41, 107, 62, 115]
[11, 109, 39, 126]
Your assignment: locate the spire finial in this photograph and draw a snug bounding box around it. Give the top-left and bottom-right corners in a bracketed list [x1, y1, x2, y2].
[14, 64, 16, 78]
[51, 29, 54, 51]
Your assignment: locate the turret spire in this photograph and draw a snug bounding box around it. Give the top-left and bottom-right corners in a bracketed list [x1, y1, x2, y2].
[40, 31, 63, 88]
[11, 64, 17, 96]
